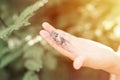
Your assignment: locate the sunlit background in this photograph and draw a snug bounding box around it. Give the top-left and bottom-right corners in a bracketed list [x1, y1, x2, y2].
[0, 0, 120, 80]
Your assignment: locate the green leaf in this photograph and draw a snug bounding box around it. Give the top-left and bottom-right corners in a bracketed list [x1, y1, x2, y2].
[0, 47, 10, 59]
[0, 0, 48, 39]
[24, 59, 42, 72]
[23, 71, 39, 80]
[23, 46, 44, 59]
[0, 46, 23, 68]
[24, 45, 44, 72]
[19, 0, 48, 22]
[0, 39, 9, 58]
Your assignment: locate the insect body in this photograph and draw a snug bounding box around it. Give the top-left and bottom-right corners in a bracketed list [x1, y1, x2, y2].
[50, 30, 65, 45]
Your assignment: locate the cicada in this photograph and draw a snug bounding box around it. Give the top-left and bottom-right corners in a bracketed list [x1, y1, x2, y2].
[50, 30, 65, 45]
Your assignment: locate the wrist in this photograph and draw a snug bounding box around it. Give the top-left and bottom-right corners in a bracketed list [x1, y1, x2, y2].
[104, 53, 120, 76]
[110, 74, 120, 80]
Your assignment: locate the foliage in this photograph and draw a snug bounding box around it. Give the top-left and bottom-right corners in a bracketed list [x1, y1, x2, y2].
[23, 71, 39, 80]
[0, 0, 120, 80]
[0, 0, 49, 80]
[0, 0, 48, 38]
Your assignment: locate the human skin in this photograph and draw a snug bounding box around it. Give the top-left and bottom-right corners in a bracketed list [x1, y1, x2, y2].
[39, 22, 120, 80]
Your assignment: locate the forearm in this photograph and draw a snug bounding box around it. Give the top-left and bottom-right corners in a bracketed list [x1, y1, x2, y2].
[110, 74, 120, 80]
[110, 54, 120, 80]
[104, 53, 120, 79]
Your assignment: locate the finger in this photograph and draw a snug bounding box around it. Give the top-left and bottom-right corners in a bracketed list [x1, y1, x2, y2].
[40, 30, 50, 40]
[42, 22, 76, 42]
[40, 30, 75, 60]
[54, 30, 75, 44]
[42, 22, 56, 33]
[57, 29, 73, 37]
[73, 56, 85, 70]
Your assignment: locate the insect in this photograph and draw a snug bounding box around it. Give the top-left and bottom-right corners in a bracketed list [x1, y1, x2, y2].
[50, 30, 65, 45]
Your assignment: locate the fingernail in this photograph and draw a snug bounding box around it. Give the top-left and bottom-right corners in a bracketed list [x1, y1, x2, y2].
[42, 22, 49, 27]
[40, 30, 48, 38]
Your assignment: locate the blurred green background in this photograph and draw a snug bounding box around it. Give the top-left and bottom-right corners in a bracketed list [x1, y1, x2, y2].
[0, 0, 120, 80]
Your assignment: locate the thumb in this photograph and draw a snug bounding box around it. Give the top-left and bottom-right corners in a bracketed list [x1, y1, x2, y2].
[73, 56, 85, 70]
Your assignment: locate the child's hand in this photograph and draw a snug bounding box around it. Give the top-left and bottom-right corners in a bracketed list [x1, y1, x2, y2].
[40, 22, 117, 71]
